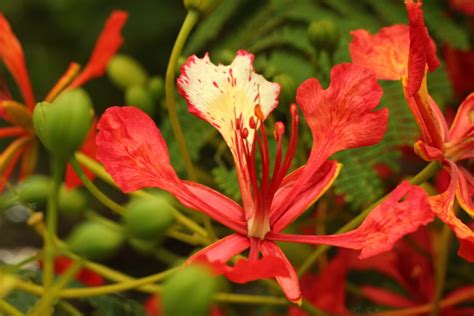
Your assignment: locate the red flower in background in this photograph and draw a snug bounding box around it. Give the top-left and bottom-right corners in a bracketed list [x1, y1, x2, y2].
[0, 11, 127, 190]
[96, 50, 435, 302]
[444, 45, 474, 100]
[39, 256, 104, 287]
[449, 0, 474, 15]
[350, 0, 474, 262]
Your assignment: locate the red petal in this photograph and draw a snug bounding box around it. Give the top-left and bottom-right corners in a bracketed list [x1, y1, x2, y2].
[449, 93, 474, 142]
[65, 121, 97, 189]
[457, 166, 474, 216]
[96, 106, 246, 232]
[430, 161, 474, 262]
[260, 241, 302, 304]
[0, 13, 35, 108]
[269, 160, 341, 232]
[187, 234, 249, 265]
[69, 11, 128, 88]
[361, 286, 415, 308]
[209, 256, 289, 284]
[450, 0, 474, 16]
[268, 181, 434, 259]
[297, 252, 348, 314]
[350, 25, 409, 80]
[405, 0, 440, 96]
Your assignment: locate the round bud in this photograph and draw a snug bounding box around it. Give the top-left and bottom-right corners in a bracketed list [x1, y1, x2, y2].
[107, 54, 148, 89]
[162, 265, 218, 316]
[183, 0, 222, 16]
[33, 89, 94, 161]
[125, 85, 155, 117]
[307, 19, 339, 54]
[58, 185, 88, 215]
[67, 221, 124, 260]
[272, 74, 296, 106]
[123, 195, 175, 241]
[17, 175, 51, 208]
[147, 76, 164, 102]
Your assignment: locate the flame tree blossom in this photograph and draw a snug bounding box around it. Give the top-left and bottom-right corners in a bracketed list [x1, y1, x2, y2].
[350, 0, 474, 262]
[96, 50, 435, 303]
[0, 10, 128, 190]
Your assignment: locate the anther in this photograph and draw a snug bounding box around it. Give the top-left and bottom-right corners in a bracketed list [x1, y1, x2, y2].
[249, 117, 257, 129]
[254, 104, 265, 121]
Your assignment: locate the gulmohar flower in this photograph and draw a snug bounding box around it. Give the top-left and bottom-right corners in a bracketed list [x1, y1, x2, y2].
[350, 0, 474, 262]
[0, 10, 127, 190]
[96, 50, 434, 302]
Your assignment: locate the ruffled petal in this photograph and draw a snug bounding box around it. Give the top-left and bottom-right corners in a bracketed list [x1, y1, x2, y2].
[177, 50, 280, 153]
[270, 160, 341, 232]
[0, 13, 35, 108]
[260, 241, 302, 304]
[96, 106, 246, 232]
[65, 121, 97, 189]
[405, 0, 440, 96]
[69, 11, 128, 88]
[350, 25, 409, 80]
[449, 93, 474, 141]
[268, 181, 434, 259]
[296, 63, 387, 166]
[457, 166, 474, 216]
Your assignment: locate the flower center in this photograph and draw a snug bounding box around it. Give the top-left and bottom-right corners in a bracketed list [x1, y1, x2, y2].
[234, 104, 299, 239]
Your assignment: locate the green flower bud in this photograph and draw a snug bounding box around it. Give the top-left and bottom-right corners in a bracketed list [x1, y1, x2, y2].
[123, 195, 175, 241]
[58, 185, 88, 215]
[67, 221, 124, 260]
[107, 54, 148, 89]
[17, 175, 51, 207]
[162, 265, 218, 316]
[147, 76, 164, 102]
[183, 0, 222, 16]
[273, 74, 296, 106]
[125, 85, 155, 117]
[33, 89, 94, 161]
[307, 19, 339, 54]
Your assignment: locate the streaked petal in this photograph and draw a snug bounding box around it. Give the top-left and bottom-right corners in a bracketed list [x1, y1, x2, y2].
[405, 0, 440, 96]
[96, 106, 246, 232]
[350, 25, 409, 80]
[260, 241, 302, 304]
[268, 181, 434, 259]
[270, 160, 341, 232]
[0, 13, 35, 108]
[69, 11, 128, 88]
[177, 50, 280, 154]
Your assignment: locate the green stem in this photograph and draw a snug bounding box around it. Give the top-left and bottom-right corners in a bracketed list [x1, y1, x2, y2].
[57, 301, 83, 316]
[298, 161, 439, 276]
[0, 300, 23, 316]
[165, 10, 199, 181]
[31, 260, 83, 316]
[74, 152, 208, 238]
[69, 157, 125, 215]
[431, 223, 452, 316]
[43, 159, 64, 290]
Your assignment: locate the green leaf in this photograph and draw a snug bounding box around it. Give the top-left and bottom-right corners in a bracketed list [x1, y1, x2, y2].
[86, 295, 147, 316]
[212, 166, 240, 201]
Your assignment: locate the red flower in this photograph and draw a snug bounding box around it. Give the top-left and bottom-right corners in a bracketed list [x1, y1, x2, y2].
[350, 0, 474, 262]
[348, 228, 474, 315]
[96, 51, 434, 303]
[39, 256, 104, 287]
[450, 0, 474, 15]
[0, 11, 127, 190]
